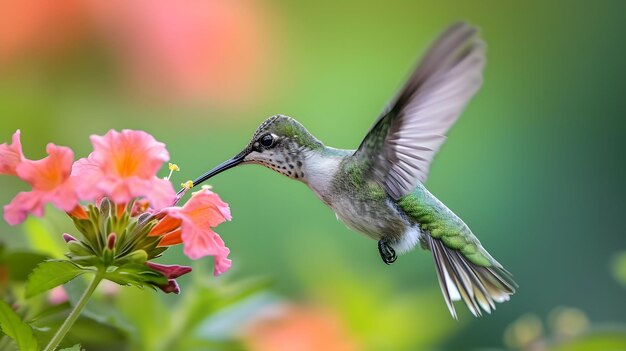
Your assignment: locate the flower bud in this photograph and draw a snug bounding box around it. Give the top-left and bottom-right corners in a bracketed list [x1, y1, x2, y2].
[115, 249, 148, 265]
[48, 286, 69, 305]
[62, 233, 77, 243]
[107, 233, 117, 250]
[145, 262, 192, 279]
[158, 279, 180, 294]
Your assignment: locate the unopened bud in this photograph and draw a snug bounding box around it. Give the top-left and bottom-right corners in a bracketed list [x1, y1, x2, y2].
[146, 262, 192, 279]
[116, 250, 148, 265]
[62, 233, 77, 243]
[107, 233, 117, 250]
[158, 279, 180, 294]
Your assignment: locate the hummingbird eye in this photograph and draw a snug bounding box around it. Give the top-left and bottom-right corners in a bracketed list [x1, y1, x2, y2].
[259, 134, 275, 147]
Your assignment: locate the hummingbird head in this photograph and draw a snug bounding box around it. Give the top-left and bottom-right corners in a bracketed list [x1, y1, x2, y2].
[190, 114, 324, 187]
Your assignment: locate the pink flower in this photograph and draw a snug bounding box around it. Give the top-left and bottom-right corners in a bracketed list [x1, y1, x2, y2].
[4, 144, 79, 225]
[73, 129, 176, 209]
[244, 305, 361, 351]
[150, 188, 232, 275]
[89, 0, 273, 106]
[100, 280, 120, 298]
[0, 130, 25, 175]
[0, 0, 87, 66]
[48, 286, 69, 305]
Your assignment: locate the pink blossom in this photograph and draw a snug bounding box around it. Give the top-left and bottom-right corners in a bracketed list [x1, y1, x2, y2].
[88, 0, 273, 106]
[151, 189, 232, 276]
[0, 130, 25, 175]
[244, 305, 361, 351]
[4, 144, 79, 225]
[0, 0, 87, 66]
[73, 129, 176, 209]
[100, 280, 120, 297]
[48, 286, 69, 305]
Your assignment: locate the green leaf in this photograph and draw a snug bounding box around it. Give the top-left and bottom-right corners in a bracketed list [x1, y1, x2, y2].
[59, 345, 82, 351]
[0, 300, 38, 351]
[25, 261, 87, 298]
[3, 251, 48, 282]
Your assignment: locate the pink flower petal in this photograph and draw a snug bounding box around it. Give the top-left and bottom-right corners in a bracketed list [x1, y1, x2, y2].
[0, 130, 25, 175]
[210, 233, 232, 276]
[72, 129, 175, 208]
[164, 188, 232, 275]
[16, 144, 73, 189]
[72, 155, 104, 201]
[3, 144, 79, 225]
[128, 177, 176, 211]
[90, 129, 169, 179]
[181, 226, 230, 260]
[4, 191, 43, 225]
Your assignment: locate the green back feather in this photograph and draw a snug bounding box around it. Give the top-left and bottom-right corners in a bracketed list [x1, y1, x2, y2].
[397, 184, 492, 267]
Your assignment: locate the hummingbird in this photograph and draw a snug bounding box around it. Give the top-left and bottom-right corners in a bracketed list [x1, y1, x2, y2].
[184, 22, 516, 318]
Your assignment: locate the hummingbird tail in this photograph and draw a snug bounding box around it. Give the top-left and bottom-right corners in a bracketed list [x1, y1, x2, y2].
[427, 236, 517, 319]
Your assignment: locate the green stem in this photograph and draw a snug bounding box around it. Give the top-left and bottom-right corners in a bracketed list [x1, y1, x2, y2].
[43, 271, 104, 351]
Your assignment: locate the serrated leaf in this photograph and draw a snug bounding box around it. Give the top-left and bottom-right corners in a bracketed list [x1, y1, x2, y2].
[25, 261, 87, 298]
[59, 344, 82, 351]
[0, 300, 38, 351]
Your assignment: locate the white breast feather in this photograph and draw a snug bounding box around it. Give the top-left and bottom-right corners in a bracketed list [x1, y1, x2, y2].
[391, 225, 422, 254]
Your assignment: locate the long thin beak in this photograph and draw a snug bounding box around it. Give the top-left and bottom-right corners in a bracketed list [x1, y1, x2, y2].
[176, 152, 247, 197]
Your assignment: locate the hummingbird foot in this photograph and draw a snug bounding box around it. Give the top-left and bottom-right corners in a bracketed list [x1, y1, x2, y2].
[378, 240, 397, 265]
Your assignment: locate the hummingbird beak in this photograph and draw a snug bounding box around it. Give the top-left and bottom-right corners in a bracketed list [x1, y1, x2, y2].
[174, 148, 249, 201]
[189, 151, 248, 190]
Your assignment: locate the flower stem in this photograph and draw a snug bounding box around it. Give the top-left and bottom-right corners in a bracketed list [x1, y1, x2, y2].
[43, 271, 104, 351]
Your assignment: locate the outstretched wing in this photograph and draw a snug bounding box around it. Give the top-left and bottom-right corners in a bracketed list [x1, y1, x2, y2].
[354, 22, 485, 199]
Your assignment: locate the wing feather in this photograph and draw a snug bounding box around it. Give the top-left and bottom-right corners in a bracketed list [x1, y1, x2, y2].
[354, 22, 486, 199]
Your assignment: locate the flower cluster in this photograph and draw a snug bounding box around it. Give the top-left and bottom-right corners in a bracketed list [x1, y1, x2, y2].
[0, 129, 232, 292]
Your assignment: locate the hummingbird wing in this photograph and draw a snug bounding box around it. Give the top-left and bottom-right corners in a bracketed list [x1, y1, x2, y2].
[354, 22, 485, 199]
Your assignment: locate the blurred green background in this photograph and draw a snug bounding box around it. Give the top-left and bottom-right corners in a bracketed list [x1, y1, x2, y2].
[1, 1, 625, 350]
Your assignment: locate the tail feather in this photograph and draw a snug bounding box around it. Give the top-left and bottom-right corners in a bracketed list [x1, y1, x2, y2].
[427, 236, 517, 319]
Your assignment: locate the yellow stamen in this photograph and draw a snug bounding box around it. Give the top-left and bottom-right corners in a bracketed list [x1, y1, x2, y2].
[168, 163, 180, 172]
[165, 162, 180, 180]
[181, 180, 193, 190]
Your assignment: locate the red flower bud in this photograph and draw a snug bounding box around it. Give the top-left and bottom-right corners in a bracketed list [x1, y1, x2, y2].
[145, 262, 192, 279]
[107, 232, 117, 250]
[62, 233, 77, 243]
[158, 279, 180, 294]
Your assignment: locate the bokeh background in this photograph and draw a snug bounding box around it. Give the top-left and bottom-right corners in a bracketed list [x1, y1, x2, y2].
[1, 1, 625, 350]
